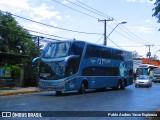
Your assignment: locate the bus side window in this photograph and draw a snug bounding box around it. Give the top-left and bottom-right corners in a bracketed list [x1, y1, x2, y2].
[70, 42, 85, 56]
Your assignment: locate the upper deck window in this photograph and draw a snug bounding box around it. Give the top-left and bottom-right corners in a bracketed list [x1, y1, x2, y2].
[42, 42, 71, 58]
[69, 42, 85, 56]
[85, 45, 124, 60]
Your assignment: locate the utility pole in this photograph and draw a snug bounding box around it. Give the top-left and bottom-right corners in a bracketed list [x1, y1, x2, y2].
[98, 19, 113, 46]
[32, 36, 43, 56]
[37, 36, 40, 56]
[145, 44, 154, 59]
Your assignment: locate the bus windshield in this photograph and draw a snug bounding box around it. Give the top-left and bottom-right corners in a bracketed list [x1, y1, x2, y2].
[39, 61, 65, 80]
[42, 42, 71, 58]
[136, 68, 148, 75]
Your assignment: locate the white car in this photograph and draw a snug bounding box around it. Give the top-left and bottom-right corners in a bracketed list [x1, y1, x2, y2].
[135, 75, 152, 88]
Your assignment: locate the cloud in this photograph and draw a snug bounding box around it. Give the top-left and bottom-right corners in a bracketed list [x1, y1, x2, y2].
[0, 0, 30, 13]
[0, 0, 62, 20]
[129, 26, 153, 33]
[0, 0, 30, 9]
[65, 15, 71, 19]
[0, 0, 64, 39]
[26, 23, 57, 36]
[148, 0, 156, 3]
[126, 0, 156, 3]
[32, 3, 61, 20]
[144, 19, 154, 24]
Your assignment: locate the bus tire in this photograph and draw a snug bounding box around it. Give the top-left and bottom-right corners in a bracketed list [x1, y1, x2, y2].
[121, 80, 125, 90]
[56, 91, 62, 95]
[78, 82, 85, 94]
[115, 80, 125, 90]
[117, 81, 121, 90]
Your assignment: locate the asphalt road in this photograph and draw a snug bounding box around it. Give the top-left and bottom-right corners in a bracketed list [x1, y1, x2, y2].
[1, 83, 160, 120]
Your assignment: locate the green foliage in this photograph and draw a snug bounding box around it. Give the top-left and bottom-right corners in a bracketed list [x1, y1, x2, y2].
[0, 11, 38, 64]
[12, 65, 20, 75]
[153, 0, 160, 22]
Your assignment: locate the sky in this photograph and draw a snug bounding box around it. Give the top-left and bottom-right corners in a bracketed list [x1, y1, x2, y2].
[0, 0, 160, 59]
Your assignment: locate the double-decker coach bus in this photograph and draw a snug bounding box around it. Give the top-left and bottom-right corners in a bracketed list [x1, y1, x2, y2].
[136, 64, 157, 77]
[32, 40, 133, 95]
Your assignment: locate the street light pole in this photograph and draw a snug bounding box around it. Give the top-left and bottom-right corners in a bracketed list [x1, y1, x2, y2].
[98, 19, 113, 46]
[106, 21, 127, 40]
[32, 36, 44, 56]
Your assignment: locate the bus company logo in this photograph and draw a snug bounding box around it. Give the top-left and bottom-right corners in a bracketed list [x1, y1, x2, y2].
[90, 59, 96, 64]
[119, 62, 125, 77]
[2, 112, 11, 117]
[97, 58, 110, 65]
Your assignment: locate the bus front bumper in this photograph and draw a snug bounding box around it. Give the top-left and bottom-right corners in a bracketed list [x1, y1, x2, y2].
[38, 80, 66, 91]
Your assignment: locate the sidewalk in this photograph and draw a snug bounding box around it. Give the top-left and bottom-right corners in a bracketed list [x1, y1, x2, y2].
[0, 87, 39, 96]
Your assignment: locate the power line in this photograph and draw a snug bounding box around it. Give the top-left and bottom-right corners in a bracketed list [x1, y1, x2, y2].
[73, 1, 153, 45]
[53, 0, 131, 47]
[0, 24, 69, 41]
[117, 24, 152, 44]
[52, 0, 99, 20]
[109, 45, 160, 47]
[107, 37, 124, 50]
[0, 10, 102, 35]
[5, 2, 148, 47]
[98, 19, 113, 45]
[107, 19, 153, 45]
[0, 25, 70, 40]
[1, 24, 160, 48]
[107, 24, 154, 46]
[66, 0, 111, 19]
[112, 45, 144, 47]
[115, 26, 146, 44]
[27, 29, 71, 40]
[75, 0, 113, 19]
[111, 28, 145, 45]
[1, 1, 153, 47]
[96, 35, 104, 43]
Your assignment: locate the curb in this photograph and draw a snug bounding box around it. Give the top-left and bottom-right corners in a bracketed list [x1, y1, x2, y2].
[0, 89, 38, 96]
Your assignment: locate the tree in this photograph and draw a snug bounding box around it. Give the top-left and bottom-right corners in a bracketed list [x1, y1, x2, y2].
[0, 11, 37, 64]
[153, 0, 160, 24]
[132, 50, 142, 59]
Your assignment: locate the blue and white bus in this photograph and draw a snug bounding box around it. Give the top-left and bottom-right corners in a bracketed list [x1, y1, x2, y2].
[136, 64, 157, 77]
[32, 40, 133, 94]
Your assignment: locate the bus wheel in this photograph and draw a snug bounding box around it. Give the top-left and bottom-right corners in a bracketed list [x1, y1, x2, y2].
[78, 82, 85, 94]
[56, 91, 62, 95]
[121, 81, 125, 90]
[117, 80, 125, 90]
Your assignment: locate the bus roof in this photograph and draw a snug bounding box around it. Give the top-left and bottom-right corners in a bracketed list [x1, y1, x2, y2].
[137, 64, 158, 68]
[48, 40, 131, 53]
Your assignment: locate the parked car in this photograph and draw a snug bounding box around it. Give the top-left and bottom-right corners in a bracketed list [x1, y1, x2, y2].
[135, 75, 152, 88]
